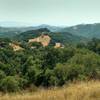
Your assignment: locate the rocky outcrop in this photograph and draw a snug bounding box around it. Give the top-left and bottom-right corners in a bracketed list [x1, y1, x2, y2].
[9, 43, 23, 51]
[54, 43, 61, 48]
[28, 34, 51, 47]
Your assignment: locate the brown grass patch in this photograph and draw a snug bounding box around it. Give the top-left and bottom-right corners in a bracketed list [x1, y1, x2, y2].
[0, 80, 100, 100]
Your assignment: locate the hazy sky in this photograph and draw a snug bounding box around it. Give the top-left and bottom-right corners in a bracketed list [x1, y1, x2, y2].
[0, 0, 100, 26]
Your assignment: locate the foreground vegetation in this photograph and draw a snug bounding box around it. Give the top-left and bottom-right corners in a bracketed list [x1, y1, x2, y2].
[0, 36, 100, 92]
[0, 81, 100, 100]
[0, 27, 100, 99]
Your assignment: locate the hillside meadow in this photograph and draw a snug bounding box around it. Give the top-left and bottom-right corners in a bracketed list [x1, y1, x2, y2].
[0, 80, 100, 100]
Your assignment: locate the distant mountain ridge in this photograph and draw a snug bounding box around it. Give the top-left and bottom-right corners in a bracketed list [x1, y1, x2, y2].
[59, 23, 100, 39]
[0, 24, 62, 38]
[15, 28, 85, 44]
[0, 23, 100, 40]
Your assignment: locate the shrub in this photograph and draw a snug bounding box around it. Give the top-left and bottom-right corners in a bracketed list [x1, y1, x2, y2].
[0, 76, 20, 92]
[0, 70, 6, 80]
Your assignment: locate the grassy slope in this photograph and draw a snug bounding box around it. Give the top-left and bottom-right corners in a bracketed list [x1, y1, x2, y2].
[0, 81, 100, 100]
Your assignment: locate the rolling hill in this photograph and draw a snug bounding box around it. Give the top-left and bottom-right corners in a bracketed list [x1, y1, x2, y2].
[15, 28, 85, 44]
[0, 25, 61, 38]
[59, 23, 100, 39]
[1, 23, 100, 45]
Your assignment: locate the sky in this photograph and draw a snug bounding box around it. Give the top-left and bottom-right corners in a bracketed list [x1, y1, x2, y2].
[0, 0, 100, 26]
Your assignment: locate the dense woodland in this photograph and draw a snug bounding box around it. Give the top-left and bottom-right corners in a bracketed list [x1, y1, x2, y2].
[0, 28, 100, 92]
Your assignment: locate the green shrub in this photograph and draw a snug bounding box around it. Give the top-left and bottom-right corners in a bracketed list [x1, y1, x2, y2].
[0, 76, 20, 92]
[0, 70, 6, 80]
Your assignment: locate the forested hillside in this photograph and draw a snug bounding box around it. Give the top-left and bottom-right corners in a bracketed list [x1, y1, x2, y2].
[0, 29, 100, 92]
[15, 28, 85, 44]
[1, 23, 100, 39]
[59, 23, 100, 39]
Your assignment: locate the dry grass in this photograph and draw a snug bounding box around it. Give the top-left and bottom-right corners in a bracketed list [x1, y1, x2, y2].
[0, 80, 100, 100]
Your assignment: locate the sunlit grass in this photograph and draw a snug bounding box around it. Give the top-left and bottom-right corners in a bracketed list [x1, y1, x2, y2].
[0, 80, 100, 100]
